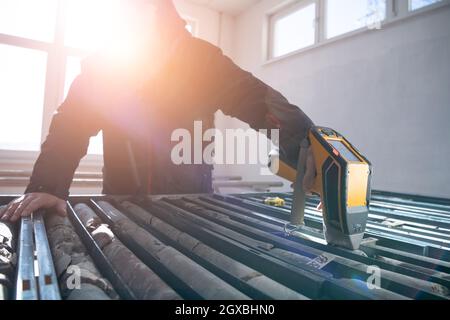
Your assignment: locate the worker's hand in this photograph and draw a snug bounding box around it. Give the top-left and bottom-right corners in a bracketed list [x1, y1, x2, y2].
[0, 193, 67, 223]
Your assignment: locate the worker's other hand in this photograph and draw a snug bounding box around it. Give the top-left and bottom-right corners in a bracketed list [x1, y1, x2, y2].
[0, 193, 67, 223]
[302, 147, 316, 193]
[302, 147, 323, 211]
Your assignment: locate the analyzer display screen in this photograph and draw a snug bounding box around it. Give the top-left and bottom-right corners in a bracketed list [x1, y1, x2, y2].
[329, 140, 361, 162]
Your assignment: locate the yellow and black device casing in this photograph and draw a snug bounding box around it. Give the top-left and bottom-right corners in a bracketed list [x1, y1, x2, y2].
[272, 127, 372, 250]
[309, 127, 372, 250]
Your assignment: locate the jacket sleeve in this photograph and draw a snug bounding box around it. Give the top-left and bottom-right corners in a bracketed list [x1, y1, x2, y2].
[205, 44, 314, 170]
[25, 74, 102, 200]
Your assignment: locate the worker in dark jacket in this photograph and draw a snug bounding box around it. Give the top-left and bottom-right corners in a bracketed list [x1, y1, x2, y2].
[0, 0, 315, 222]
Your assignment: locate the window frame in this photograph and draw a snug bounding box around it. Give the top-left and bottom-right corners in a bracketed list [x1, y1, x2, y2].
[265, 0, 450, 64]
[268, 0, 319, 60]
[0, 0, 203, 173]
[0, 0, 105, 172]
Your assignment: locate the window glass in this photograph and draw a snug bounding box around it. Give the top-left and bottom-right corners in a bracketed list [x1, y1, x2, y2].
[272, 3, 316, 58]
[326, 0, 386, 39]
[64, 0, 121, 51]
[410, 0, 442, 10]
[0, 0, 58, 42]
[0, 44, 47, 151]
[64, 55, 103, 155]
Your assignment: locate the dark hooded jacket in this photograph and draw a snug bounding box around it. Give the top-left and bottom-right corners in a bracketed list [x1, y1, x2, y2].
[25, 1, 314, 199]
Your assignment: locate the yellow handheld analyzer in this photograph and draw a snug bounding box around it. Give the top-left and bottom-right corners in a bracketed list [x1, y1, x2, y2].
[272, 127, 372, 250]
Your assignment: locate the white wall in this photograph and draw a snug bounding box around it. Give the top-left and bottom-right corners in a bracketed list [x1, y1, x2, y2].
[174, 0, 235, 56]
[220, 1, 450, 198]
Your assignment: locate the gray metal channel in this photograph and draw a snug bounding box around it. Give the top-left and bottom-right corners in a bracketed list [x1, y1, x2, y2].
[3, 190, 450, 300]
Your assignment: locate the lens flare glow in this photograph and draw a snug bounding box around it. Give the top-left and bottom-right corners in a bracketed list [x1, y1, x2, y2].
[65, 0, 158, 61]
